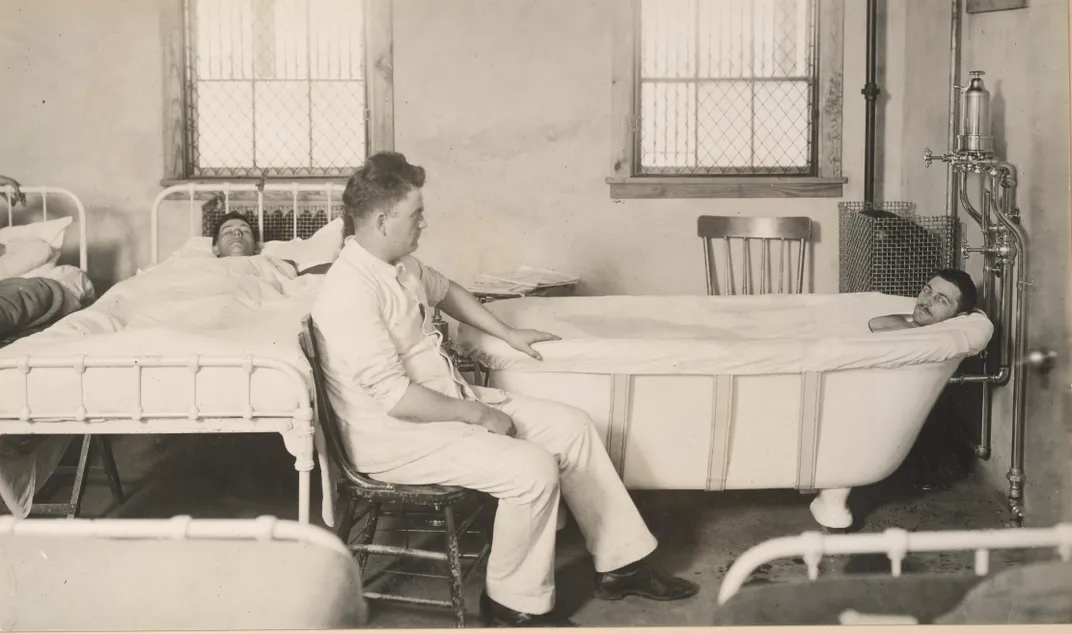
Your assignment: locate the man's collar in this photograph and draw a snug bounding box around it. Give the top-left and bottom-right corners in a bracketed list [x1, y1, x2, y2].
[342, 236, 406, 277]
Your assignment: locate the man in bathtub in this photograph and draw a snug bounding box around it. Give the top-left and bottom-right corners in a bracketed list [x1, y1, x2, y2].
[310, 151, 699, 628]
[869, 269, 979, 332]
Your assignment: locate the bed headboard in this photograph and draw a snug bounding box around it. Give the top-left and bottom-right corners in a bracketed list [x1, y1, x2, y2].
[1, 185, 89, 272]
[150, 182, 348, 265]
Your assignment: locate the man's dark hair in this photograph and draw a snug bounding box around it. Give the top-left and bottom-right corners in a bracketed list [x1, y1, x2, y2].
[212, 212, 254, 245]
[342, 152, 426, 224]
[933, 268, 978, 314]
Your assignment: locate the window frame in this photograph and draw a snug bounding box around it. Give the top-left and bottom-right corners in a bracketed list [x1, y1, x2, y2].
[607, 0, 846, 199]
[160, 0, 394, 185]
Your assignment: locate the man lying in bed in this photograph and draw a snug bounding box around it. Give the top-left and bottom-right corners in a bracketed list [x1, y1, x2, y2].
[869, 269, 979, 332]
[211, 212, 332, 275]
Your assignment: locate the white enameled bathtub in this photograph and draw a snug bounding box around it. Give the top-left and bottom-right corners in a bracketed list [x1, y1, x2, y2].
[454, 293, 994, 530]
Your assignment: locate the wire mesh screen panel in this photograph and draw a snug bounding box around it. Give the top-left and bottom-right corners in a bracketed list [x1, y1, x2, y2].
[838, 202, 960, 297]
[638, 0, 819, 176]
[200, 198, 347, 242]
[185, 0, 368, 178]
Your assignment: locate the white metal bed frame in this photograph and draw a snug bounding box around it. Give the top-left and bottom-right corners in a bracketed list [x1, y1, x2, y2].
[2, 185, 88, 272]
[149, 181, 346, 264]
[1, 182, 348, 525]
[0, 184, 124, 519]
[717, 522, 1072, 606]
[0, 512, 349, 555]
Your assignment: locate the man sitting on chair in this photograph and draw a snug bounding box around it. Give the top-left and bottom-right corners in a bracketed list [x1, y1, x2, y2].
[869, 268, 979, 332]
[310, 151, 698, 628]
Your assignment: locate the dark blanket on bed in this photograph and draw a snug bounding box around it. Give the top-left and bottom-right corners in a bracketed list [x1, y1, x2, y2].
[0, 276, 82, 342]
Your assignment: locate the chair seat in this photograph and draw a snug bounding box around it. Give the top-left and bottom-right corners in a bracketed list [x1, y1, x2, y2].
[338, 478, 474, 505]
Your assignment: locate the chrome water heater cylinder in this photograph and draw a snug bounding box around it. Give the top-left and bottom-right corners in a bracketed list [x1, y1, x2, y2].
[958, 70, 994, 153]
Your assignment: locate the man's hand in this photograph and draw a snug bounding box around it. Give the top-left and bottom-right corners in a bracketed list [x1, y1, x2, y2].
[470, 402, 517, 436]
[503, 328, 561, 361]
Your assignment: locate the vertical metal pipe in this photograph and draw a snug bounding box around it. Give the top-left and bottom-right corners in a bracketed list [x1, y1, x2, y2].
[946, 0, 962, 219]
[863, 0, 880, 208]
[975, 186, 994, 459]
[992, 176, 1028, 522]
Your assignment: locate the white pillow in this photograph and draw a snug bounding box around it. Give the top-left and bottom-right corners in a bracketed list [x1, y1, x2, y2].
[0, 238, 56, 280]
[170, 235, 215, 260]
[260, 217, 346, 272]
[168, 217, 345, 271]
[0, 216, 73, 250]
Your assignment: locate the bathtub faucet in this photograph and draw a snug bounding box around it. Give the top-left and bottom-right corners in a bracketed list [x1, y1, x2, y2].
[961, 233, 1014, 261]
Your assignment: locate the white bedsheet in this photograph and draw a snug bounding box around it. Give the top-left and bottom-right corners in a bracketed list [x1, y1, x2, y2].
[455, 293, 995, 376]
[0, 255, 333, 522]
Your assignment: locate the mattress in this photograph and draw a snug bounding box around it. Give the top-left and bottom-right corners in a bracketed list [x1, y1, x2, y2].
[0, 254, 318, 415]
[454, 293, 995, 376]
[0, 254, 325, 519]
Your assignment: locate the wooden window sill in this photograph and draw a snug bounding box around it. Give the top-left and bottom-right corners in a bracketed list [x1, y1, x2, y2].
[606, 176, 848, 200]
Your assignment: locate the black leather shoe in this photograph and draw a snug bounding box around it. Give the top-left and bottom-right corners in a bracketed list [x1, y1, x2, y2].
[594, 563, 699, 601]
[479, 591, 578, 627]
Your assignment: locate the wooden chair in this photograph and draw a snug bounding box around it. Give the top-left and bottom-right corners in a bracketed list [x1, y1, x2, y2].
[697, 215, 814, 295]
[297, 314, 491, 628]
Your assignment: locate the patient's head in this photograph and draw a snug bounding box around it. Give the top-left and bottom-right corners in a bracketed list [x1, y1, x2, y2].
[212, 213, 258, 258]
[913, 268, 978, 326]
[343, 152, 427, 262]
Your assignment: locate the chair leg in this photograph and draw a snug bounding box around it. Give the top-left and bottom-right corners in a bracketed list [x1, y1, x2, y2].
[442, 505, 466, 628]
[355, 502, 381, 572]
[65, 435, 93, 519]
[335, 496, 357, 542]
[93, 436, 125, 505]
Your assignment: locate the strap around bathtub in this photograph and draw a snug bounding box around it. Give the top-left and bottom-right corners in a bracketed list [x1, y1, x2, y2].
[706, 375, 735, 491]
[796, 371, 824, 490]
[608, 374, 632, 476]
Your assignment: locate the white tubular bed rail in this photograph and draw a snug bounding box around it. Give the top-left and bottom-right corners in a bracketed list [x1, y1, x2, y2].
[0, 354, 316, 523]
[717, 522, 1072, 605]
[0, 513, 347, 555]
[2, 185, 88, 271]
[150, 181, 346, 265]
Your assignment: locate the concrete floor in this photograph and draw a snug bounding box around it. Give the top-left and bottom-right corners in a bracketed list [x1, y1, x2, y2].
[39, 431, 1022, 629]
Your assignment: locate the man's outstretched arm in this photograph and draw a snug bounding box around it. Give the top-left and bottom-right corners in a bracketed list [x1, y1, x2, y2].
[436, 281, 560, 360]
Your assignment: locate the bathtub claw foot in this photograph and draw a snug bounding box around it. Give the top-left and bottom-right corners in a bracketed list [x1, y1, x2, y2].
[809, 488, 853, 530]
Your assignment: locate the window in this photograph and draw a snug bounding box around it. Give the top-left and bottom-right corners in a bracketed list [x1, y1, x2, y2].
[608, 0, 846, 198]
[162, 0, 393, 181]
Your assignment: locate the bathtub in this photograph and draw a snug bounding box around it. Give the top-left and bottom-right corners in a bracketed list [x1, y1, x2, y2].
[454, 292, 994, 530]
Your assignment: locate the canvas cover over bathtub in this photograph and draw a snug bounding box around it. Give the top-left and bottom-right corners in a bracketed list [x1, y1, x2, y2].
[454, 293, 994, 375]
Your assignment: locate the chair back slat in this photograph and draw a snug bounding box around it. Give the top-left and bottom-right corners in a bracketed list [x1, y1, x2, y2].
[298, 314, 397, 491]
[696, 215, 813, 296]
